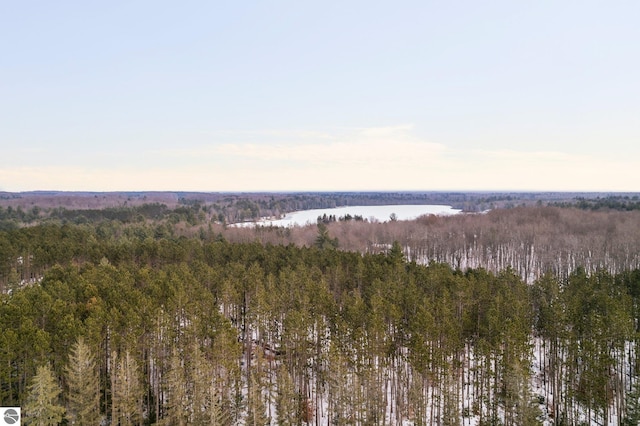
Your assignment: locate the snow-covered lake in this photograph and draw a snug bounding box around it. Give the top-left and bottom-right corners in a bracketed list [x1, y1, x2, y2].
[234, 204, 461, 227]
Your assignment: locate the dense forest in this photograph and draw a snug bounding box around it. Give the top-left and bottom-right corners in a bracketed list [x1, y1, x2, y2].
[3, 192, 640, 286]
[552, 196, 640, 212]
[2, 196, 640, 425]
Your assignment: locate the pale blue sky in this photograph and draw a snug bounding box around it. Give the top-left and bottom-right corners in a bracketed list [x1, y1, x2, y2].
[1, 1, 639, 192]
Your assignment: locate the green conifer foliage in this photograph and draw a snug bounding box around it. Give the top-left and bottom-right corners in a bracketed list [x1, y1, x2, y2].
[623, 377, 640, 426]
[246, 371, 270, 426]
[110, 350, 143, 426]
[23, 364, 66, 426]
[65, 337, 101, 425]
[275, 364, 299, 426]
[162, 348, 188, 426]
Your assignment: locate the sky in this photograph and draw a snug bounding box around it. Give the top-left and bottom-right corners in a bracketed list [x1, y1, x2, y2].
[1, 1, 639, 192]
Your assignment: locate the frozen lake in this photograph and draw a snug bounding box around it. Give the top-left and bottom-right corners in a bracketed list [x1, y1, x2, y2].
[234, 204, 461, 227]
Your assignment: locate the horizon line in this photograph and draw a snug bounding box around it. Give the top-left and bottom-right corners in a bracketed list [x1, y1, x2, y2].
[2, 189, 640, 195]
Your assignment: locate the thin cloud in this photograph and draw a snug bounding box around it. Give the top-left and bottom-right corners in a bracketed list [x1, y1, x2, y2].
[477, 149, 571, 161]
[452, 148, 640, 191]
[210, 125, 446, 169]
[2, 126, 639, 192]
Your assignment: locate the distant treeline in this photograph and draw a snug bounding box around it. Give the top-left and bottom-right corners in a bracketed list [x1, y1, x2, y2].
[6, 191, 639, 229]
[553, 195, 640, 211]
[3, 193, 476, 228]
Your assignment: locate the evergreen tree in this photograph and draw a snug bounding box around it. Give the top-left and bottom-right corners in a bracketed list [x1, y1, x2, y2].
[65, 337, 101, 425]
[161, 347, 188, 426]
[315, 223, 338, 250]
[623, 377, 640, 426]
[408, 376, 427, 426]
[327, 342, 356, 425]
[246, 371, 270, 426]
[275, 364, 299, 426]
[23, 364, 66, 426]
[387, 240, 405, 265]
[198, 384, 230, 426]
[110, 350, 143, 426]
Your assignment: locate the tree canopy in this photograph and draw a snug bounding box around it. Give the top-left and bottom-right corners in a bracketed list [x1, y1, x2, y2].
[0, 220, 639, 424]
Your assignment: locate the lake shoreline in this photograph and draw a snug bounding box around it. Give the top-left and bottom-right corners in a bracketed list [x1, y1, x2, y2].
[231, 204, 461, 227]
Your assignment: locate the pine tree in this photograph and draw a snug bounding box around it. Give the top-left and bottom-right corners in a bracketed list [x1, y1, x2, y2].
[327, 342, 355, 425]
[187, 339, 232, 426]
[246, 371, 270, 426]
[65, 337, 101, 425]
[110, 350, 143, 426]
[199, 384, 230, 426]
[315, 223, 338, 249]
[23, 364, 66, 426]
[623, 377, 640, 426]
[407, 376, 427, 426]
[162, 347, 188, 426]
[275, 364, 299, 426]
[387, 240, 405, 264]
[503, 358, 541, 426]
